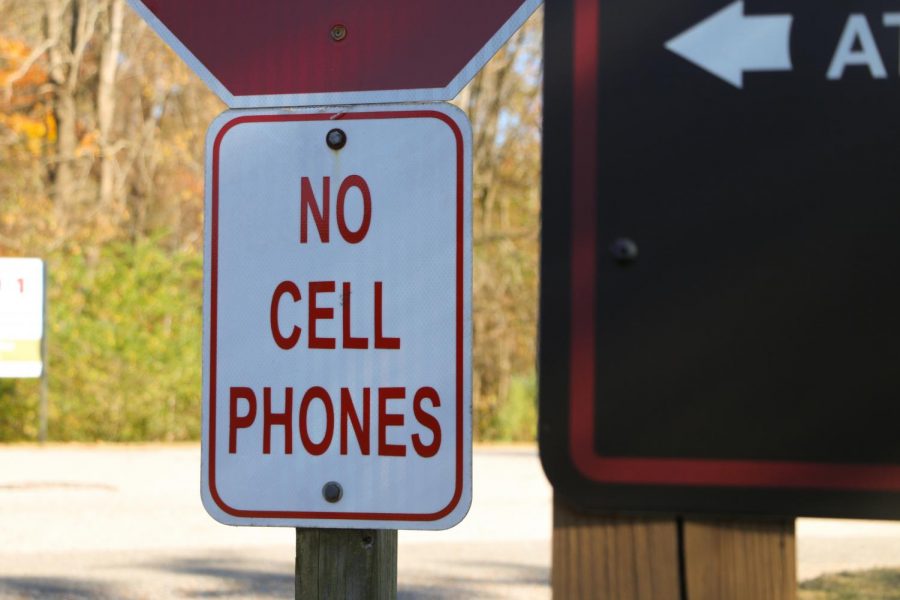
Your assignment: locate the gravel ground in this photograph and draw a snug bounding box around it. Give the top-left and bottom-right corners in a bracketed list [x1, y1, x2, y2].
[0, 444, 898, 598]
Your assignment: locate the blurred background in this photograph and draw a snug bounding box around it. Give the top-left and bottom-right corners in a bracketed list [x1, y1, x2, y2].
[1, 2, 900, 599]
[0, 0, 541, 445]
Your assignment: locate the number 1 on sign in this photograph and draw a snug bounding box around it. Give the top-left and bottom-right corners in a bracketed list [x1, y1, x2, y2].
[0, 278, 24, 292]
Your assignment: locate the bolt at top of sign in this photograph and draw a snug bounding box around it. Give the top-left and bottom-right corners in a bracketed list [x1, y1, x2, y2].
[127, 0, 542, 108]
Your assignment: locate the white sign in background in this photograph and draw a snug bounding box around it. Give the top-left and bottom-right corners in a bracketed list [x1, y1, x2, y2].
[0, 258, 44, 378]
[202, 104, 473, 529]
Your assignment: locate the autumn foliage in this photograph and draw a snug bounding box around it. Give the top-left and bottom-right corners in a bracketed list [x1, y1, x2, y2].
[0, 1, 542, 442]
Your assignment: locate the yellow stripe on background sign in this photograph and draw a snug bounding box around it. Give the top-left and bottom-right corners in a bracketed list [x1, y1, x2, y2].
[0, 339, 41, 362]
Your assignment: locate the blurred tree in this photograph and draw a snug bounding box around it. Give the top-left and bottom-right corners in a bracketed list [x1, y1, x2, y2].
[0, 0, 220, 440]
[455, 11, 542, 440]
[0, 2, 543, 442]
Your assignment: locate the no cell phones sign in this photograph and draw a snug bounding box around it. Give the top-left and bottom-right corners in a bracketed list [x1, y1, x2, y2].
[201, 105, 473, 529]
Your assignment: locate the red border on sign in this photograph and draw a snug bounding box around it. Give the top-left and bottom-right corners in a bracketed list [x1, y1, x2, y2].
[568, 0, 900, 492]
[209, 110, 466, 520]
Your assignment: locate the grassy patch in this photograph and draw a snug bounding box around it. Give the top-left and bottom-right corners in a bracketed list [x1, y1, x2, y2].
[800, 568, 900, 600]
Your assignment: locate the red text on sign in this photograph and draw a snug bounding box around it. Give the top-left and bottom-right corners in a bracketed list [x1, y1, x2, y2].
[300, 175, 372, 244]
[270, 280, 400, 350]
[228, 385, 442, 458]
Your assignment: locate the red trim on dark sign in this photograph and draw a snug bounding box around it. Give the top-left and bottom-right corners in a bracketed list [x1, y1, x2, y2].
[567, 0, 900, 492]
[209, 111, 465, 519]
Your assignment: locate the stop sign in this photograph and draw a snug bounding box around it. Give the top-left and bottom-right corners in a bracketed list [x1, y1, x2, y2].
[127, 0, 541, 107]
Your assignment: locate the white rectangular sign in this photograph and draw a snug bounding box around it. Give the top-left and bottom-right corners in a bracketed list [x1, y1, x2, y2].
[202, 104, 473, 529]
[0, 258, 44, 379]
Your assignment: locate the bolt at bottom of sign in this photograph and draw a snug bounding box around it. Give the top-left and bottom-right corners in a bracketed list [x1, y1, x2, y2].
[323, 481, 343, 503]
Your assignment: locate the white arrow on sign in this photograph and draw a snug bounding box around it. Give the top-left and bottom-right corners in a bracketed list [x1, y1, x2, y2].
[665, 1, 793, 88]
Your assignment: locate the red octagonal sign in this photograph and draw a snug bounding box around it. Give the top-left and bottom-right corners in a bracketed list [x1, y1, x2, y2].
[127, 0, 542, 107]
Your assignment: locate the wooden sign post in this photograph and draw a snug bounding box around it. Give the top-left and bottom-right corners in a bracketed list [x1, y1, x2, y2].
[553, 499, 796, 600]
[296, 528, 398, 599]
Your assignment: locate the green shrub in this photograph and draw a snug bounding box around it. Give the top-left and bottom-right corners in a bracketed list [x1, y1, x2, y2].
[0, 377, 38, 441]
[0, 238, 203, 442]
[2, 237, 542, 444]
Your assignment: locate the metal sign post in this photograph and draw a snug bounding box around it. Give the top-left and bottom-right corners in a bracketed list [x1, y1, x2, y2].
[39, 262, 48, 443]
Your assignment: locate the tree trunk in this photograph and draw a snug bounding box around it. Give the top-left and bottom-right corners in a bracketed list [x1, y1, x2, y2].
[45, 0, 76, 229]
[97, 0, 123, 212]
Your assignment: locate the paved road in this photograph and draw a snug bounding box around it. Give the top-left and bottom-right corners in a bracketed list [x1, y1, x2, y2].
[0, 445, 898, 598]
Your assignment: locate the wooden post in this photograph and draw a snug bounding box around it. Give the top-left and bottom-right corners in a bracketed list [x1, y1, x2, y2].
[682, 517, 796, 600]
[553, 496, 797, 600]
[295, 528, 398, 600]
[553, 497, 682, 600]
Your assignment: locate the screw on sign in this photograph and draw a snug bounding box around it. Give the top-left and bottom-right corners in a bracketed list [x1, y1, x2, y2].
[126, 0, 542, 106]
